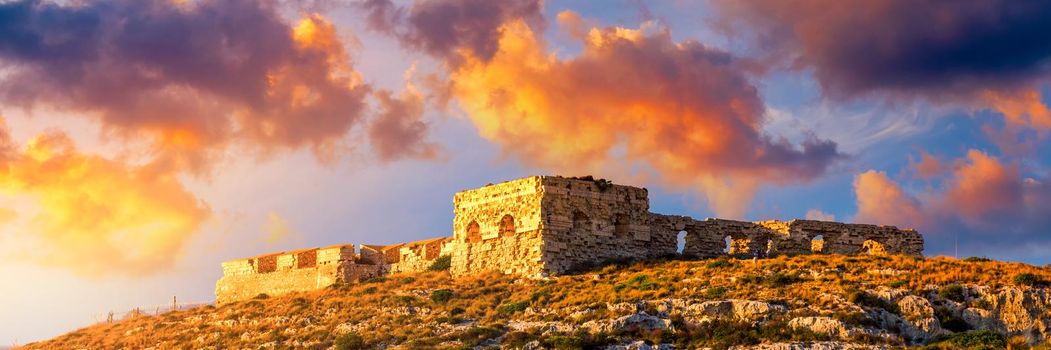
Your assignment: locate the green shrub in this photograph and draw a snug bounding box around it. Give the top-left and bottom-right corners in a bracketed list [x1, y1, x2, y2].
[334, 333, 365, 350]
[430, 289, 454, 304]
[765, 273, 804, 288]
[887, 280, 909, 289]
[452, 327, 503, 347]
[846, 288, 900, 314]
[705, 286, 727, 299]
[253, 293, 269, 300]
[707, 259, 733, 269]
[964, 256, 992, 263]
[938, 284, 966, 303]
[428, 255, 452, 271]
[1013, 273, 1044, 286]
[922, 330, 1005, 350]
[497, 301, 530, 315]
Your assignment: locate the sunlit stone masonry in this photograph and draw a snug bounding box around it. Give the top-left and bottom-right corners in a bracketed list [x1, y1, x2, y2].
[215, 176, 924, 303]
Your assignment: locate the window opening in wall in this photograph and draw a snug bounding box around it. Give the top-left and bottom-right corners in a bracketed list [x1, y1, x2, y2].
[811, 235, 825, 253]
[499, 214, 515, 237]
[723, 236, 733, 254]
[861, 239, 887, 255]
[614, 214, 630, 238]
[466, 221, 482, 243]
[676, 230, 687, 254]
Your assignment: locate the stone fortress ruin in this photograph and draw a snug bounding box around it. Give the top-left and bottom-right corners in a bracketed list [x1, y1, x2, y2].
[216, 176, 924, 303]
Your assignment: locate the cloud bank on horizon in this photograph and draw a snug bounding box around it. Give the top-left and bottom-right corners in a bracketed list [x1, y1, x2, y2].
[0, 0, 1050, 277]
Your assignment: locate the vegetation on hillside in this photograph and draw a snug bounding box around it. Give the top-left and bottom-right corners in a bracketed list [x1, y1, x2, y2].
[21, 254, 1051, 349]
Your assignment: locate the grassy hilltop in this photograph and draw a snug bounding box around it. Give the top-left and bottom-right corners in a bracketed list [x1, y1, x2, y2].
[21, 254, 1051, 350]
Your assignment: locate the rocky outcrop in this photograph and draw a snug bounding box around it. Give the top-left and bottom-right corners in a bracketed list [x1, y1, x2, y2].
[788, 317, 862, 339]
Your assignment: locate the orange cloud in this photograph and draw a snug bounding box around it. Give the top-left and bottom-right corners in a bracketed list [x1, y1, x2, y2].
[0, 1, 375, 174]
[0, 129, 210, 277]
[943, 150, 1023, 221]
[804, 209, 835, 221]
[447, 18, 840, 217]
[855, 150, 1051, 255]
[981, 89, 1051, 130]
[853, 170, 925, 228]
[368, 67, 443, 162]
[908, 151, 946, 179]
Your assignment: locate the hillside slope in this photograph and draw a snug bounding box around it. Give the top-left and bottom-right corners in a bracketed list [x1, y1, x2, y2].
[21, 255, 1051, 349]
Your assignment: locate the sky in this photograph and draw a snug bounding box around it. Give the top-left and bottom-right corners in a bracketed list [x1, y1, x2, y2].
[1, 0, 1051, 344]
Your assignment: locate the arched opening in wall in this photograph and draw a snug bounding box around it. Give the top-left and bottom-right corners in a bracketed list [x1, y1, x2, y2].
[861, 239, 888, 256]
[466, 221, 481, 243]
[723, 236, 733, 254]
[811, 235, 825, 253]
[572, 211, 590, 234]
[676, 231, 687, 254]
[499, 214, 515, 237]
[614, 214, 630, 239]
[762, 239, 774, 258]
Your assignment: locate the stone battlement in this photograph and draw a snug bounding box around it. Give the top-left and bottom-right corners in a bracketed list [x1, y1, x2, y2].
[216, 176, 924, 303]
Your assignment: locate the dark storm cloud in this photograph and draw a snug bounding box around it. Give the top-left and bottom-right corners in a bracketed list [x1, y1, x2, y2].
[361, 0, 544, 65]
[714, 0, 1051, 99]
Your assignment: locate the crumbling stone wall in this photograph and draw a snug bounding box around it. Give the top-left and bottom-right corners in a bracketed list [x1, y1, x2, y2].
[650, 216, 923, 258]
[539, 177, 675, 275]
[449, 177, 546, 277]
[217, 175, 925, 303]
[388, 237, 453, 274]
[215, 244, 381, 303]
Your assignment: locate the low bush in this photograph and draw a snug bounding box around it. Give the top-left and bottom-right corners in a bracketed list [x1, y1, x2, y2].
[707, 260, 733, 269]
[428, 255, 452, 271]
[938, 284, 966, 303]
[765, 273, 804, 288]
[497, 301, 530, 315]
[846, 288, 900, 314]
[921, 330, 1005, 350]
[430, 289, 454, 304]
[334, 333, 365, 350]
[1014, 273, 1044, 286]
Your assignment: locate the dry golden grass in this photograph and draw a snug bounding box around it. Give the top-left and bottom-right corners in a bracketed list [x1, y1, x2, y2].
[21, 254, 1051, 349]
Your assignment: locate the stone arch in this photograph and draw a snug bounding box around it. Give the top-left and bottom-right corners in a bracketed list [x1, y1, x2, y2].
[572, 211, 591, 234]
[676, 230, 687, 254]
[499, 214, 515, 237]
[723, 235, 733, 254]
[861, 239, 888, 255]
[811, 234, 825, 253]
[614, 214, 631, 239]
[465, 221, 481, 243]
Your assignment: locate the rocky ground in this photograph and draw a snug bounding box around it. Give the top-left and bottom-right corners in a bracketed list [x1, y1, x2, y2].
[19, 255, 1051, 349]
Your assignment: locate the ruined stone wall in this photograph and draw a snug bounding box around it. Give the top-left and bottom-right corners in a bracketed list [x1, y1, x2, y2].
[655, 217, 924, 258]
[449, 177, 546, 277]
[388, 237, 452, 274]
[216, 175, 927, 303]
[539, 177, 675, 275]
[215, 245, 381, 303]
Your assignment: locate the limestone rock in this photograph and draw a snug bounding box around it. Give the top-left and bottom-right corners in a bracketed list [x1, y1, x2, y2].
[686, 299, 786, 323]
[788, 317, 859, 339]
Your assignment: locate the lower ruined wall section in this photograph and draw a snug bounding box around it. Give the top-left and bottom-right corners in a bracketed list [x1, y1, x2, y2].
[215, 245, 382, 304]
[449, 229, 546, 277]
[652, 216, 925, 259]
